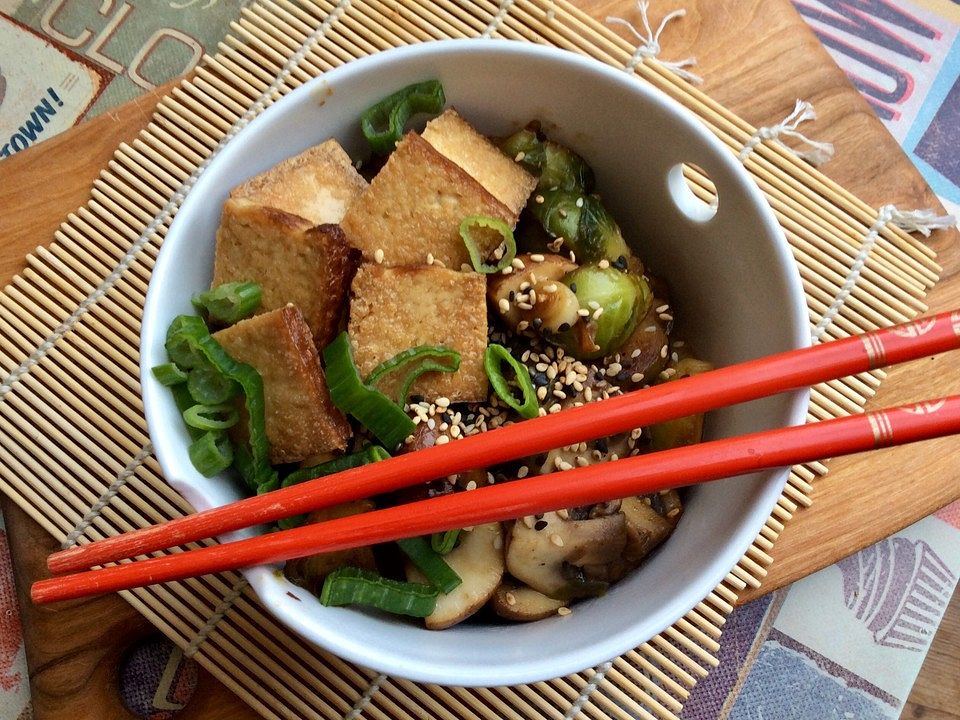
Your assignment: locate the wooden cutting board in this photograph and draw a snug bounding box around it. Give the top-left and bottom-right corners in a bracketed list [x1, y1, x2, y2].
[0, 0, 957, 717]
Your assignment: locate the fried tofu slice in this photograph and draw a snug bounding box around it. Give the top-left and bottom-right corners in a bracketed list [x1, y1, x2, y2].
[229, 139, 367, 225]
[212, 198, 359, 350]
[422, 109, 536, 218]
[214, 306, 351, 464]
[348, 263, 488, 402]
[340, 132, 515, 269]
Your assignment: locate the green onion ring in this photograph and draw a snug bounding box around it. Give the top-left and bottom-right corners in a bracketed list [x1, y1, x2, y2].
[459, 215, 517, 274]
[484, 344, 539, 420]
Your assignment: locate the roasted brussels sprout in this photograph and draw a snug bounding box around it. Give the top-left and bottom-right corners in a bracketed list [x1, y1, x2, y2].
[529, 191, 630, 264]
[500, 126, 595, 193]
[555, 264, 651, 359]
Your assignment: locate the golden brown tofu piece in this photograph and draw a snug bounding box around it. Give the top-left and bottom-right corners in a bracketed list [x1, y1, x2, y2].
[212, 198, 359, 350]
[230, 139, 367, 225]
[422, 109, 536, 218]
[340, 132, 514, 268]
[214, 306, 351, 464]
[348, 263, 488, 402]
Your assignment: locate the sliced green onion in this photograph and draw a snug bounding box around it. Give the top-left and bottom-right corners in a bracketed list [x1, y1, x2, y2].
[182, 403, 239, 432]
[397, 536, 462, 594]
[232, 444, 278, 495]
[360, 80, 445, 154]
[282, 445, 391, 488]
[164, 315, 207, 369]
[319, 566, 438, 617]
[365, 346, 460, 404]
[278, 446, 390, 530]
[430, 529, 460, 555]
[187, 363, 241, 405]
[188, 431, 233, 477]
[484, 344, 539, 419]
[166, 315, 272, 486]
[192, 281, 262, 325]
[323, 332, 415, 450]
[459, 215, 516, 274]
[152, 363, 188, 386]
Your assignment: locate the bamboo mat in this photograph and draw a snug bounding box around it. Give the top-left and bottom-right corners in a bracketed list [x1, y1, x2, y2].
[0, 0, 943, 718]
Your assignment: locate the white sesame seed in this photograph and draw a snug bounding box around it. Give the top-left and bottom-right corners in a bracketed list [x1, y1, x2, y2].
[465, 480, 477, 491]
[631, 349, 642, 358]
[598, 259, 610, 269]
[511, 257, 525, 270]
[557, 606, 572, 616]
[592, 307, 604, 320]
[549, 403, 562, 414]
[536, 386, 548, 401]
[517, 465, 529, 478]
[501, 266, 514, 275]
[608, 362, 622, 373]
[588, 300, 600, 310]
[535, 194, 545, 204]
[505, 591, 517, 605]
[557, 508, 570, 520]
[553, 389, 567, 399]
[427, 418, 436, 430]
[530, 273, 538, 285]
[584, 387, 593, 402]
[517, 302, 533, 311]
[558, 460, 574, 471]
[659, 313, 674, 322]
[530, 253, 545, 262]
[517, 320, 530, 332]
[672, 352, 680, 362]
[575, 456, 590, 467]
[575, 197, 584, 208]
[538, 407, 548, 417]
[515, 151, 526, 162]
[631, 372, 645, 383]
[546, 366, 557, 380]
[523, 516, 536, 529]
[577, 308, 590, 317]
[660, 345, 668, 358]
[436, 396, 451, 408]
[550, 533, 565, 547]
[644, 325, 657, 333]
[374, 248, 385, 264]
[529, 289, 537, 304]
[498, 298, 510, 313]
[450, 425, 462, 438]
[426, 252, 435, 265]
[435, 434, 449, 445]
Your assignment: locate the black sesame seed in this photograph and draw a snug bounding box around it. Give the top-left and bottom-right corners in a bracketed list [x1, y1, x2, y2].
[594, 438, 609, 454]
[534, 520, 548, 531]
[532, 318, 543, 329]
[569, 282, 577, 293]
[531, 372, 549, 387]
[557, 322, 570, 332]
[508, 290, 516, 301]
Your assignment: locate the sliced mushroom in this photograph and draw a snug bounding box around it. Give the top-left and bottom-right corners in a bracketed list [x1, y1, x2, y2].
[621, 495, 679, 565]
[488, 253, 578, 332]
[505, 511, 626, 599]
[406, 523, 504, 630]
[648, 357, 712, 451]
[491, 580, 566, 621]
[284, 499, 377, 593]
[616, 300, 670, 386]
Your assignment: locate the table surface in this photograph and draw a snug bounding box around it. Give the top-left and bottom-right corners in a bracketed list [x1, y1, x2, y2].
[0, 0, 958, 717]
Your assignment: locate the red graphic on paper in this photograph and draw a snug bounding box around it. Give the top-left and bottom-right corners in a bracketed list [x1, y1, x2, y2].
[0, 64, 6, 111]
[0, 530, 22, 691]
[935, 499, 960, 530]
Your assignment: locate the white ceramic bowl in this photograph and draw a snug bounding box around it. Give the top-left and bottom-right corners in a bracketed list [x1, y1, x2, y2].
[141, 40, 809, 687]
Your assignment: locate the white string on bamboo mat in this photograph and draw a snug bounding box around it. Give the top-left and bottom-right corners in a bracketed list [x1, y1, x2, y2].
[607, 1, 702, 83]
[61, 442, 155, 549]
[739, 100, 835, 166]
[183, 575, 250, 659]
[564, 660, 614, 720]
[343, 674, 386, 720]
[482, 0, 516, 37]
[0, 0, 354, 402]
[813, 205, 956, 341]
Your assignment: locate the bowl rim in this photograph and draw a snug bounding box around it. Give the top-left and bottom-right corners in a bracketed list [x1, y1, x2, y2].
[141, 38, 811, 687]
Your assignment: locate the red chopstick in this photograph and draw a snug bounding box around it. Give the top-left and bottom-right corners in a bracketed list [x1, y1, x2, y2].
[33, 392, 960, 604]
[47, 309, 960, 576]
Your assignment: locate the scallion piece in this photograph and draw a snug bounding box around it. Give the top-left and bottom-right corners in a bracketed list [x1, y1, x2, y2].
[188, 431, 234, 477]
[192, 281, 262, 325]
[319, 566, 438, 617]
[182, 403, 239, 432]
[365, 346, 460, 404]
[323, 332, 415, 450]
[459, 215, 517, 274]
[430, 529, 460, 555]
[397, 536, 462, 594]
[360, 79, 445, 154]
[278, 446, 390, 530]
[187, 363, 241, 405]
[484, 344, 539, 419]
[165, 315, 272, 486]
[152, 363, 188, 386]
